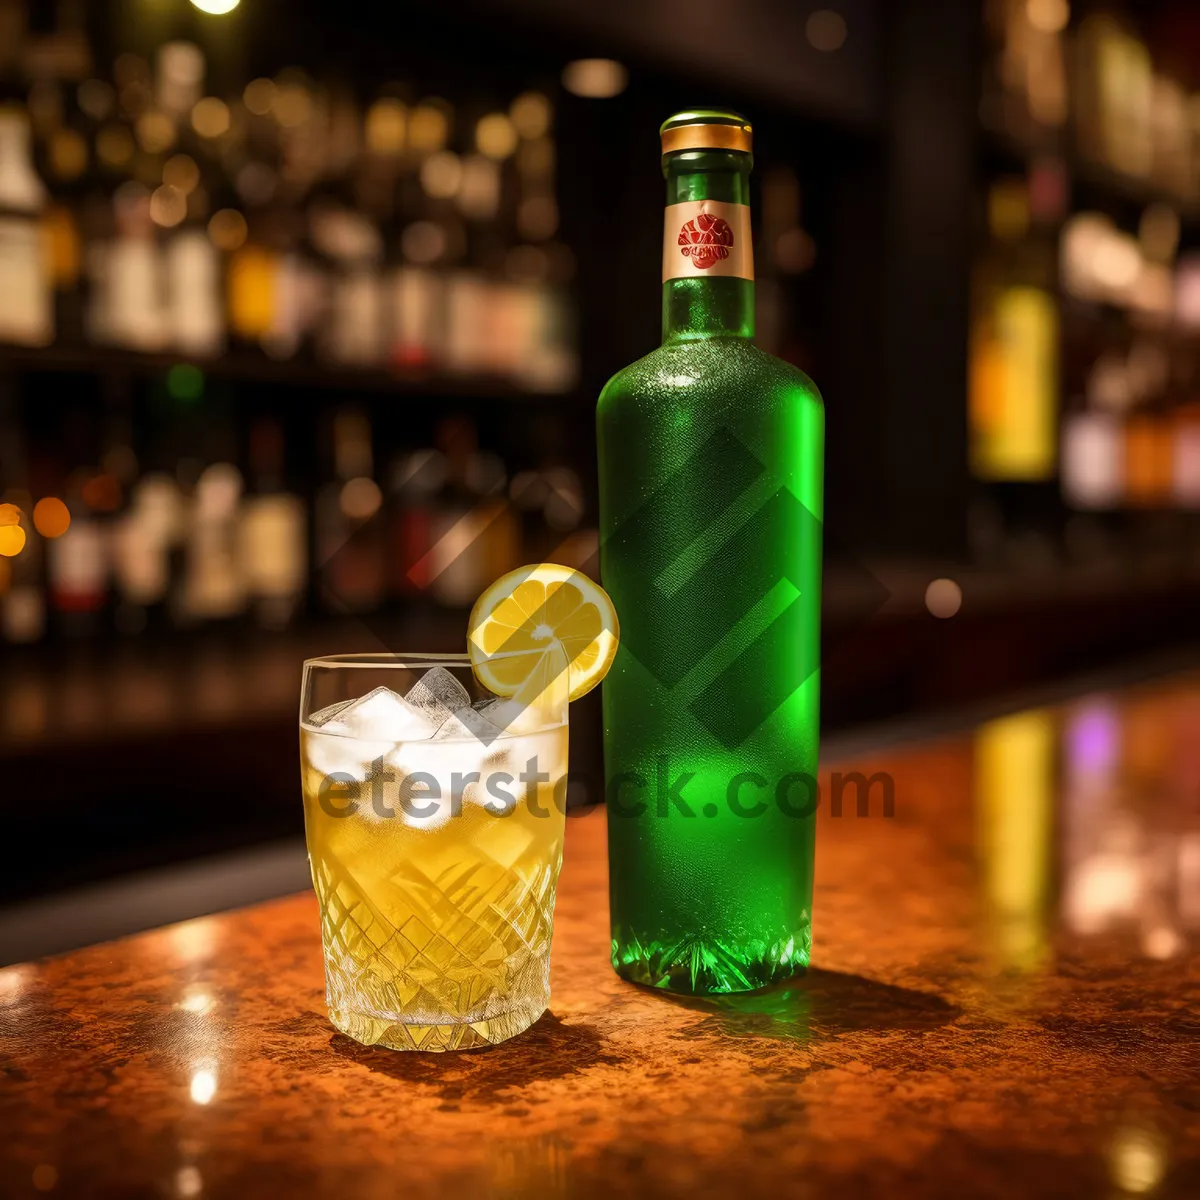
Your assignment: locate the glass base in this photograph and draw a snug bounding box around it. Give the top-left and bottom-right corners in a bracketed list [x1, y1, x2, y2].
[611, 925, 812, 995]
[328, 996, 546, 1052]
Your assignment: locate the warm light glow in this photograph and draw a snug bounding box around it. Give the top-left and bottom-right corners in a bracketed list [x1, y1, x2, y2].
[96, 124, 134, 168]
[208, 208, 248, 251]
[408, 102, 450, 153]
[1110, 1127, 1166, 1194]
[272, 83, 312, 129]
[806, 9, 848, 52]
[243, 78, 275, 117]
[191, 96, 230, 138]
[1092, 234, 1142, 293]
[189, 0, 240, 13]
[50, 128, 87, 180]
[33, 497, 70, 538]
[476, 112, 517, 160]
[510, 91, 552, 139]
[176, 1165, 203, 1198]
[977, 711, 1055, 969]
[78, 79, 115, 120]
[150, 184, 187, 228]
[365, 98, 406, 155]
[163, 154, 200, 193]
[0, 964, 31, 1003]
[1143, 925, 1182, 960]
[189, 1069, 217, 1104]
[420, 151, 462, 199]
[517, 195, 558, 240]
[0, 503, 20, 527]
[340, 477, 383, 521]
[925, 578, 963, 619]
[136, 110, 176, 153]
[169, 919, 218, 964]
[1027, 0, 1069, 34]
[81, 474, 121, 512]
[561, 59, 628, 99]
[401, 220, 446, 265]
[1139, 203, 1180, 264]
[0, 525, 26, 557]
[972, 287, 1059, 481]
[31, 1165, 58, 1193]
[179, 989, 214, 1014]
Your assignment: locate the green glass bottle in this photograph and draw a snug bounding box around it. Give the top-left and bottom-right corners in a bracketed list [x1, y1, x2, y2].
[597, 110, 824, 994]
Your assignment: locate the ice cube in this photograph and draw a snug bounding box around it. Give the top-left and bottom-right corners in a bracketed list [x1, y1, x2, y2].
[474, 697, 531, 736]
[321, 686, 438, 741]
[303, 729, 393, 796]
[432, 704, 504, 744]
[307, 698, 354, 727]
[387, 736, 493, 824]
[404, 666, 471, 728]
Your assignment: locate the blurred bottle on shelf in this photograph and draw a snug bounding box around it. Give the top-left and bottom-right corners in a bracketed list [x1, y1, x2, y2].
[1174, 405, 1200, 508]
[1061, 411, 1124, 509]
[315, 407, 385, 614]
[426, 415, 491, 608]
[0, 387, 45, 643]
[178, 448, 247, 628]
[984, 0, 1068, 138]
[0, 30, 577, 389]
[0, 103, 53, 346]
[239, 416, 306, 630]
[46, 478, 109, 637]
[388, 446, 445, 600]
[111, 471, 178, 635]
[970, 176, 1059, 483]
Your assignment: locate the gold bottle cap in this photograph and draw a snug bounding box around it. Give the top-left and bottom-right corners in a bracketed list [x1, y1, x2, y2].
[660, 109, 753, 156]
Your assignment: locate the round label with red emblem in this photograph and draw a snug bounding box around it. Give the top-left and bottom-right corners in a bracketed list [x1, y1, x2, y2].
[663, 200, 753, 282]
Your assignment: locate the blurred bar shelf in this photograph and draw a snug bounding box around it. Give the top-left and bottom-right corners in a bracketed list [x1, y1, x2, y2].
[983, 127, 1200, 222]
[0, 342, 574, 403]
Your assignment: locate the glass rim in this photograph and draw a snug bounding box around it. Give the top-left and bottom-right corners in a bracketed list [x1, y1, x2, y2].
[303, 651, 472, 670]
[302, 647, 569, 670]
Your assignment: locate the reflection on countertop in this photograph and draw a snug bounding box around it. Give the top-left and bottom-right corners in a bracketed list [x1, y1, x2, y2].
[0, 672, 1198, 1198]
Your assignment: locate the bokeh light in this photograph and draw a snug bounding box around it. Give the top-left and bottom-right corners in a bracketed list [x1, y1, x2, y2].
[365, 98, 406, 155]
[191, 97, 231, 138]
[510, 92, 551, 139]
[190, 0, 240, 13]
[150, 184, 187, 228]
[32, 497, 71, 538]
[0, 525, 27, 557]
[806, 9, 848, 52]
[476, 113, 517, 160]
[561, 59, 628, 99]
[136, 110, 176, 153]
[340, 477, 383, 521]
[925, 578, 963, 619]
[163, 154, 200, 193]
[208, 208, 248, 251]
[243, 78, 275, 116]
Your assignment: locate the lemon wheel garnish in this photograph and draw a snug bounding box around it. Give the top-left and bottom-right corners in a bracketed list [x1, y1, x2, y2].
[468, 563, 619, 702]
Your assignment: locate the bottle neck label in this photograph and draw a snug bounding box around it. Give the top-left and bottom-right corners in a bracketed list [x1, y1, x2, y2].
[662, 200, 753, 283]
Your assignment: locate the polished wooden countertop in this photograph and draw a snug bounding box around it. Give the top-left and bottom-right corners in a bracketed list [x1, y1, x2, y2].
[2, 675, 1199, 1198]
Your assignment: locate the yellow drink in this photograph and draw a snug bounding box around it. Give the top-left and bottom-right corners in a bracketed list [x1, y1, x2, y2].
[300, 720, 568, 1051]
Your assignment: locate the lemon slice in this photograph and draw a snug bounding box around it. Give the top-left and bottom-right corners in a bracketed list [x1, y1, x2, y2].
[468, 563, 619, 702]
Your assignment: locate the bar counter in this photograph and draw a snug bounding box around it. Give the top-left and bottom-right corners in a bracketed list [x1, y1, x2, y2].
[2, 674, 1199, 1198]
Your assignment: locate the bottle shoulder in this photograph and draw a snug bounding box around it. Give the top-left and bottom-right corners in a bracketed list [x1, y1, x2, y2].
[598, 339, 823, 414]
